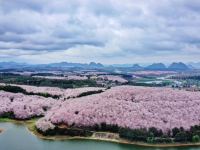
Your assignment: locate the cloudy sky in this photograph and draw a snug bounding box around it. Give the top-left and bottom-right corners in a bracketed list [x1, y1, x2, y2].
[0, 0, 200, 64]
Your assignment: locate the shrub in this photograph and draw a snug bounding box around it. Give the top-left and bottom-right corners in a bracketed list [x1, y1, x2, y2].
[0, 85, 26, 93]
[174, 132, 188, 142]
[148, 127, 163, 137]
[77, 90, 104, 97]
[172, 127, 180, 137]
[192, 135, 200, 143]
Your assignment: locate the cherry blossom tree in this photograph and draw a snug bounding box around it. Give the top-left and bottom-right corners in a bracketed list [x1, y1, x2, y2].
[36, 86, 200, 132]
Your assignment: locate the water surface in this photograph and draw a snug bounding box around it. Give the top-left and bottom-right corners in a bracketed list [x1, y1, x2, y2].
[0, 122, 199, 150]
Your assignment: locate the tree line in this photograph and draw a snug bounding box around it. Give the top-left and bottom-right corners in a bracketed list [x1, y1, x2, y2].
[0, 85, 60, 99]
[0, 73, 99, 89]
[38, 122, 200, 144]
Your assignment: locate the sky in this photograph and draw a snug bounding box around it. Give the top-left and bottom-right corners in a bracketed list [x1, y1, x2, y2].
[0, 0, 200, 64]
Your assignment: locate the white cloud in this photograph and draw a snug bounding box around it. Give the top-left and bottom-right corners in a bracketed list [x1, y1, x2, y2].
[0, 0, 200, 64]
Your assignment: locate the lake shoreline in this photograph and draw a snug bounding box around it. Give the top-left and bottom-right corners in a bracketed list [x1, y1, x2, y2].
[1, 118, 200, 148]
[26, 123, 200, 148]
[30, 132, 200, 148]
[28, 132, 200, 148]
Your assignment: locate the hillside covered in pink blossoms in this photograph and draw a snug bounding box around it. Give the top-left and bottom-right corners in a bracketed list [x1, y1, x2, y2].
[1, 84, 200, 133]
[0, 84, 105, 119]
[36, 86, 200, 132]
[16, 84, 105, 99]
[33, 75, 88, 81]
[0, 83, 105, 99]
[98, 75, 128, 83]
[0, 91, 56, 119]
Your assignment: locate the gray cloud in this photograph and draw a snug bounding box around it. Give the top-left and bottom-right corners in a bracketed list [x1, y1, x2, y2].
[0, 0, 200, 64]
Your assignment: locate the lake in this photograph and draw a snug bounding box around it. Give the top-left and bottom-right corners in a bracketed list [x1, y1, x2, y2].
[0, 122, 199, 150]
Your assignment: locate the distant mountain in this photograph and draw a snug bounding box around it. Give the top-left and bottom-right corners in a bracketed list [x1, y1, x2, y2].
[168, 62, 190, 71]
[43, 62, 104, 69]
[0, 61, 194, 72]
[132, 64, 143, 70]
[188, 62, 200, 69]
[0, 61, 104, 70]
[89, 62, 104, 68]
[187, 64, 195, 69]
[0, 62, 29, 69]
[145, 63, 166, 70]
[111, 64, 133, 67]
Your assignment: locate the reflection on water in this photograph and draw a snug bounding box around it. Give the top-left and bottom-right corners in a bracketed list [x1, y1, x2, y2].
[0, 122, 199, 150]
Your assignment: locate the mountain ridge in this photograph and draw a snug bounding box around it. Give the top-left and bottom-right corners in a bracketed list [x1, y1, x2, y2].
[0, 61, 195, 71]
